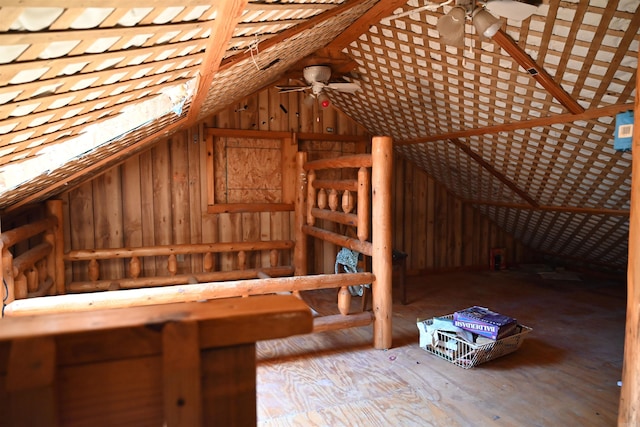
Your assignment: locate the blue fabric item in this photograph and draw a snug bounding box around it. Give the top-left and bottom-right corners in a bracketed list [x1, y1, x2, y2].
[614, 110, 634, 151]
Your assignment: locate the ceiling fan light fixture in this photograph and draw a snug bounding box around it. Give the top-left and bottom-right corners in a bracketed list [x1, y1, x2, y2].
[472, 8, 502, 39]
[436, 6, 467, 47]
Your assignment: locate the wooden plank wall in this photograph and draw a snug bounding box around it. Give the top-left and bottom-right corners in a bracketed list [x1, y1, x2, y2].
[392, 154, 533, 274]
[58, 86, 532, 282]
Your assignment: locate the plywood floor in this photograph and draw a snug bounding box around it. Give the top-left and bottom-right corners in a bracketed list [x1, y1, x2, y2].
[256, 268, 625, 427]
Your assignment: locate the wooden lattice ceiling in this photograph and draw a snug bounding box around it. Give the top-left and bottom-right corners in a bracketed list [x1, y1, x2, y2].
[0, 0, 637, 270]
[324, 0, 638, 269]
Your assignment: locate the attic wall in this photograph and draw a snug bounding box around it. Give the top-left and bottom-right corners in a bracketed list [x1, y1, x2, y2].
[58, 86, 531, 282]
[392, 154, 533, 274]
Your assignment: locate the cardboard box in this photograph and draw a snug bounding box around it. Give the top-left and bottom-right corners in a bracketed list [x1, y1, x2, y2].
[453, 306, 517, 340]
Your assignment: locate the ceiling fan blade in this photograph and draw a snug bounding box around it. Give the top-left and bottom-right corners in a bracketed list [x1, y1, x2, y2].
[326, 82, 360, 94]
[276, 85, 310, 93]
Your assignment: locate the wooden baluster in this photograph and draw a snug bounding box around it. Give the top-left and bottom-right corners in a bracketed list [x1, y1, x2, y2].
[88, 259, 99, 282]
[168, 255, 178, 276]
[26, 267, 38, 293]
[317, 188, 327, 209]
[270, 249, 279, 267]
[342, 190, 354, 214]
[338, 286, 351, 316]
[14, 271, 27, 300]
[129, 256, 141, 279]
[328, 189, 339, 211]
[238, 251, 246, 270]
[307, 170, 316, 226]
[357, 167, 370, 242]
[37, 259, 47, 290]
[203, 252, 214, 272]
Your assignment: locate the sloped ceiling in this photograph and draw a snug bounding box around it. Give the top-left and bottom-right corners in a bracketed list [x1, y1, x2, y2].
[0, 0, 637, 271]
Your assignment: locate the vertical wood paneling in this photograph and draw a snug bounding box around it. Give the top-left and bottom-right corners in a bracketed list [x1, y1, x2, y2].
[414, 169, 427, 268]
[93, 168, 124, 280]
[392, 154, 532, 273]
[425, 177, 435, 269]
[122, 157, 142, 249]
[139, 150, 156, 277]
[170, 133, 190, 274]
[188, 126, 204, 273]
[153, 141, 172, 274]
[61, 85, 528, 283]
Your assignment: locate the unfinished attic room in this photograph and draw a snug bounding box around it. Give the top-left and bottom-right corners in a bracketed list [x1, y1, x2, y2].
[1, 0, 640, 425]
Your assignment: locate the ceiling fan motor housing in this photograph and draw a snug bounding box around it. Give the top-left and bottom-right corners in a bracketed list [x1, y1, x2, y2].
[303, 65, 332, 85]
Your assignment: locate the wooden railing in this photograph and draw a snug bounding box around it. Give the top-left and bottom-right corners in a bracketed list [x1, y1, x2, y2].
[294, 136, 393, 349]
[64, 240, 295, 292]
[0, 201, 64, 306]
[1, 137, 394, 352]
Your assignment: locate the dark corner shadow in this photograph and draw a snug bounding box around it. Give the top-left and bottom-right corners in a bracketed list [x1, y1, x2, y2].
[478, 337, 566, 370]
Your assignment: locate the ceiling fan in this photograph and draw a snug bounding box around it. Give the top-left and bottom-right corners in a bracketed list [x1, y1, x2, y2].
[276, 65, 360, 108]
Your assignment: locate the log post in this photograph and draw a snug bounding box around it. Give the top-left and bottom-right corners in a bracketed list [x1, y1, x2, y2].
[26, 268, 38, 293]
[167, 255, 178, 276]
[294, 152, 308, 277]
[337, 286, 351, 316]
[2, 248, 14, 305]
[203, 252, 214, 272]
[371, 136, 393, 350]
[88, 259, 99, 281]
[619, 50, 640, 426]
[306, 170, 316, 227]
[269, 249, 279, 268]
[357, 167, 370, 242]
[14, 272, 27, 300]
[45, 200, 66, 295]
[129, 257, 141, 279]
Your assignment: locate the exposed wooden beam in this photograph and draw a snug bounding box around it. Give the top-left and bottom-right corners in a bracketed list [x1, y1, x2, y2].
[492, 29, 585, 115]
[398, 103, 633, 145]
[219, 0, 371, 72]
[326, 0, 409, 51]
[186, 0, 248, 124]
[205, 127, 368, 142]
[618, 45, 640, 427]
[464, 199, 629, 216]
[450, 138, 539, 207]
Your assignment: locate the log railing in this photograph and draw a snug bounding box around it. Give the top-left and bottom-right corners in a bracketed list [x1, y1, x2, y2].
[64, 240, 295, 292]
[294, 136, 393, 349]
[0, 200, 65, 307]
[1, 137, 394, 352]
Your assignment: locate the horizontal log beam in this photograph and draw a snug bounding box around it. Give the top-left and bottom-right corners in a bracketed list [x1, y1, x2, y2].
[302, 225, 372, 256]
[68, 266, 295, 292]
[465, 200, 629, 216]
[311, 207, 358, 227]
[65, 240, 294, 261]
[207, 203, 293, 214]
[398, 103, 632, 146]
[204, 127, 369, 142]
[304, 154, 372, 171]
[312, 311, 374, 333]
[4, 272, 376, 317]
[312, 178, 358, 192]
[0, 216, 57, 247]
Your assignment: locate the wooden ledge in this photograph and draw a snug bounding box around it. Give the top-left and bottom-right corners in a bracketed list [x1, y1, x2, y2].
[0, 295, 313, 348]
